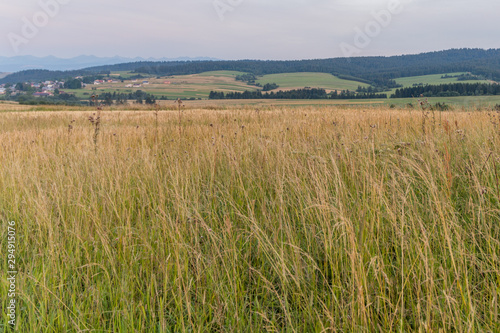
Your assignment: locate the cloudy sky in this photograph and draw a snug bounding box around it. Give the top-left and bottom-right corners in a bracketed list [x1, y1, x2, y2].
[1, 0, 498, 59]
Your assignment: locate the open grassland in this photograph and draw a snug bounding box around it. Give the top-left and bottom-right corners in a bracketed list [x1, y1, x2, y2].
[173, 95, 500, 109]
[0, 105, 499, 332]
[256, 73, 370, 92]
[394, 73, 494, 87]
[171, 96, 500, 109]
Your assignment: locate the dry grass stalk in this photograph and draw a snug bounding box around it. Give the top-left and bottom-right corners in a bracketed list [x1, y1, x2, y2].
[0, 105, 498, 332]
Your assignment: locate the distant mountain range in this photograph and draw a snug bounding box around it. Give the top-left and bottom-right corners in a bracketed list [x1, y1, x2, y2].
[0, 55, 219, 72]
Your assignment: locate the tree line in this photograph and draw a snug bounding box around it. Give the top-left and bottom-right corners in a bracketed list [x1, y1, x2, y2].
[16, 92, 81, 106]
[94, 90, 159, 105]
[391, 83, 500, 98]
[6, 89, 161, 106]
[209, 89, 387, 100]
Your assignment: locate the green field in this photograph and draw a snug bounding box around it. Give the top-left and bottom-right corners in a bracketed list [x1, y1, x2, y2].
[388, 72, 495, 95]
[395, 72, 493, 86]
[108, 71, 150, 79]
[256, 72, 369, 91]
[197, 70, 249, 77]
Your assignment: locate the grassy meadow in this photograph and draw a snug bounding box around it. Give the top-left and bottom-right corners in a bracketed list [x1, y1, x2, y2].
[394, 73, 493, 87]
[1, 103, 500, 332]
[255, 73, 370, 92]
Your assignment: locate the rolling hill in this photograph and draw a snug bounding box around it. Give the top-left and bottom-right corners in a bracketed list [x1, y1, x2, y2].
[2, 48, 500, 87]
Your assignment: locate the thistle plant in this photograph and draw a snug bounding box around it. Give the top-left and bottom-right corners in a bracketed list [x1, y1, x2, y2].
[67, 119, 75, 137]
[89, 94, 102, 152]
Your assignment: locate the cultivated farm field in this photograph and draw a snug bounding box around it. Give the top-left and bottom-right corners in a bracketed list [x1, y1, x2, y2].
[0, 104, 499, 332]
[71, 71, 261, 100]
[255, 72, 370, 92]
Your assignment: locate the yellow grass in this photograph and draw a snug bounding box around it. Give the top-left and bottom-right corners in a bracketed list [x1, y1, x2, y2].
[1, 105, 499, 332]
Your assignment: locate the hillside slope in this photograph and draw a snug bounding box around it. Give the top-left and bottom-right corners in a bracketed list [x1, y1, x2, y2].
[2, 48, 499, 86]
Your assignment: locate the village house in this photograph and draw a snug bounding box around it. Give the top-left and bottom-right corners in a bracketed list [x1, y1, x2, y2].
[33, 92, 52, 97]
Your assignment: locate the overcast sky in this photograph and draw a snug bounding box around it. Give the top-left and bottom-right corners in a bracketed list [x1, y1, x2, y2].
[1, 0, 499, 59]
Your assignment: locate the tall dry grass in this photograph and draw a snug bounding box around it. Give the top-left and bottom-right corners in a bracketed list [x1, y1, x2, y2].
[0, 105, 499, 332]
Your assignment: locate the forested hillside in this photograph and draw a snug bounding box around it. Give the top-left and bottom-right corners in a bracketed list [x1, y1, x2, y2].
[130, 49, 500, 86]
[2, 48, 499, 87]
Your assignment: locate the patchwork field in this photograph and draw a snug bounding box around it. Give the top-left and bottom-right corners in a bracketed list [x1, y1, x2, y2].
[72, 71, 259, 100]
[0, 104, 499, 332]
[70, 71, 372, 100]
[63, 70, 500, 104]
